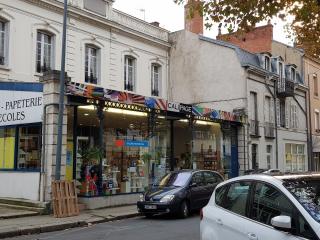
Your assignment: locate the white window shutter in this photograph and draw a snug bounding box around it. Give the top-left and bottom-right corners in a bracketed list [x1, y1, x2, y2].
[294, 105, 298, 128]
[290, 103, 294, 128]
[285, 99, 290, 128]
[270, 98, 275, 123]
[276, 99, 281, 127]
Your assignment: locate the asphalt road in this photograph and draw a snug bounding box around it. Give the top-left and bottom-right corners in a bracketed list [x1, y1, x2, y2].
[8, 215, 200, 240]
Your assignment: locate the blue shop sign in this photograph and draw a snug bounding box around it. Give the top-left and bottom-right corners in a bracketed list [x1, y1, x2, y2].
[125, 140, 149, 148]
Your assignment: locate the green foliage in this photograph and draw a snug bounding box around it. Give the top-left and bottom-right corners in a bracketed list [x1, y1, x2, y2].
[79, 147, 103, 164]
[174, 0, 320, 58]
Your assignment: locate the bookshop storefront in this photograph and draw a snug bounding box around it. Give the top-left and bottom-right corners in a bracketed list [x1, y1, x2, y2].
[66, 82, 242, 202]
[0, 82, 43, 201]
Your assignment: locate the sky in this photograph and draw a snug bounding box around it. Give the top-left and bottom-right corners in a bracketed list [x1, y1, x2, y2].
[113, 0, 293, 46]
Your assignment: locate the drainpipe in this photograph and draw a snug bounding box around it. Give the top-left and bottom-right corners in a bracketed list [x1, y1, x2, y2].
[274, 80, 279, 169]
[263, 74, 279, 169]
[307, 75, 313, 170]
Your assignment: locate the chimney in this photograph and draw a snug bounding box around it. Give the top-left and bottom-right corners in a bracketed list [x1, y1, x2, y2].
[150, 21, 160, 27]
[184, 0, 203, 35]
[217, 24, 273, 53]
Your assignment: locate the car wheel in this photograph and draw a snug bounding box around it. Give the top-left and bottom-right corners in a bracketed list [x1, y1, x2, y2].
[179, 201, 189, 218]
[144, 213, 154, 218]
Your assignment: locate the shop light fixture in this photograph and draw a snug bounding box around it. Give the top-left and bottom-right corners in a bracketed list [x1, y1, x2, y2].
[79, 105, 95, 110]
[178, 119, 189, 123]
[106, 108, 147, 117]
[196, 120, 218, 126]
[84, 113, 89, 116]
[78, 105, 147, 117]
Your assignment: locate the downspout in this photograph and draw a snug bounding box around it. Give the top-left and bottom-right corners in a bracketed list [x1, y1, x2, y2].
[274, 80, 279, 169]
[307, 75, 313, 171]
[263, 74, 279, 169]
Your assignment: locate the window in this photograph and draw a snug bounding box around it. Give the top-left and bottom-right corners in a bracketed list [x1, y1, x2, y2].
[285, 144, 306, 172]
[252, 144, 258, 169]
[191, 172, 205, 186]
[266, 145, 272, 169]
[220, 181, 251, 216]
[278, 62, 284, 79]
[0, 128, 15, 169]
[215, 185, 229, 206]
[17, 126, 41, 170]
[314, 74, 319, 97]
[36, 31, 53, 73]
[0, 20, 7, 65]
[264, 96, 272, 123]
[151, 64, 161, 96]
[250, 92, 258, 121]
[85, 45, 99, 84]
[124, 56, 136, 91]
[316, 111, 320, 131]
[264, 56, 270, 71]
[203, 171, 221, 185]
[251, 182, 294, 226]
[290, 67, 296, 82]
[0, 125, 41, 171]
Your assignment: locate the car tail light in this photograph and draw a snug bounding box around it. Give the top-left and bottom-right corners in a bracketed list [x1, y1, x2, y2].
[200, 208, 203, 221]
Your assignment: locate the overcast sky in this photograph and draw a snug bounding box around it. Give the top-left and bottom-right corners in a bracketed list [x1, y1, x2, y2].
[113, 0, 293, 46]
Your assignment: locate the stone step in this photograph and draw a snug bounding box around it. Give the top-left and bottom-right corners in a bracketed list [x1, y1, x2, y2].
[0, 203, 47, 215]
[0, 198, 50, 214]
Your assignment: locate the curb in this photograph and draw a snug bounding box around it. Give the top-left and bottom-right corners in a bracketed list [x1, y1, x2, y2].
[0, 213, 141, 239]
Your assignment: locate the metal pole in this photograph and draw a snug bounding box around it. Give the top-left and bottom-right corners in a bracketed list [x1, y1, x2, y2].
[55, 0, 68, 180]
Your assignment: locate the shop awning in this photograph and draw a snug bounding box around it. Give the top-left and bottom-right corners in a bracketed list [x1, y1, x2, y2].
[66, 81, 244, 123]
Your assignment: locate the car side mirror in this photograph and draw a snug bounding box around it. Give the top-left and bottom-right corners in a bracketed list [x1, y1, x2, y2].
[271, 216, 292, 232]
[190, 182, 197, 188]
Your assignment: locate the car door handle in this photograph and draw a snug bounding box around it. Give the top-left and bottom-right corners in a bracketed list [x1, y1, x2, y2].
[247, 233, 258, 240]
[215, 219, 223, 226]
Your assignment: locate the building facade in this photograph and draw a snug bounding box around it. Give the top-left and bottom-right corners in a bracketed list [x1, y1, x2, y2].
[170, 27, 308, 174]
[217, 24, 309, 172]
[0, 0, 171, 203]
[304, 56, 320, 170]
[0, 0, 242, 207]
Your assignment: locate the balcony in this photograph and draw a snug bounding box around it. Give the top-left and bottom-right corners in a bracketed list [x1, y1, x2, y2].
[264, 122, 275, 138]
[277, 78, 295, 98]
[250, 120, 260, 137]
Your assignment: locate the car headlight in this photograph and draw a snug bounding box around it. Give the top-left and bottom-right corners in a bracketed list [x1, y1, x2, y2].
[160, 194, 175, 203]
[139, 194, 145, 202]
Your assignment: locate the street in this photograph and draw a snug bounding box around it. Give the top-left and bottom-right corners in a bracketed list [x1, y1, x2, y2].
[7, 215, 200, 240]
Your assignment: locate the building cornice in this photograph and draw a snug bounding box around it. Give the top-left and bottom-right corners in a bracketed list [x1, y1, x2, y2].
[20, 0, 171, 48]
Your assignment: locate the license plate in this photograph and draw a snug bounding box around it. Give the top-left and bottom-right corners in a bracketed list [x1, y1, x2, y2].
[145, 205, 157, 210]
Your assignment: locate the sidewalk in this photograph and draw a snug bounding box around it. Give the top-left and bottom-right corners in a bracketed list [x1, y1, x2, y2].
[0, 205, 140, 239]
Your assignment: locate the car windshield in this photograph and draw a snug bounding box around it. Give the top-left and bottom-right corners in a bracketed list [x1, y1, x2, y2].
[284, 178, 320, 222]
[157, 172, 191, 188]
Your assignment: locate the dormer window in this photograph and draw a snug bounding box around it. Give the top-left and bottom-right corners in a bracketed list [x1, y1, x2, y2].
[290, 67, 296, 82]
[278, 61, 284, 80]
[264, 56, 270, 71]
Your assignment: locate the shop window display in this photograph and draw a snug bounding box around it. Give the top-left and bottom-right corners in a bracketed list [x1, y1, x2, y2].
[0, 127, 15, 169]
[17, 126, 41, 170]
[75, 106, 170, 197]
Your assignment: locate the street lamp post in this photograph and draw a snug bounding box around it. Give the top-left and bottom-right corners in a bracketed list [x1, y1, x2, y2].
[55, 0, 68, 180]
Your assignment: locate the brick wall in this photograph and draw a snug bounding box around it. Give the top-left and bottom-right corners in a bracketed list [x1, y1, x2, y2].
[217, 24, 273, 53]
[184, 0, 203, 35]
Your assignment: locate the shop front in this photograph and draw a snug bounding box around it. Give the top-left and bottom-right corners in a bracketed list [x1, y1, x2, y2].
[0, 82, 43, 201]
[66, 82, 243, 208]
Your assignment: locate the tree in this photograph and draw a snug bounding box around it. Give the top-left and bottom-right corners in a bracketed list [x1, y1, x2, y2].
[175, 0, 320, 58]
